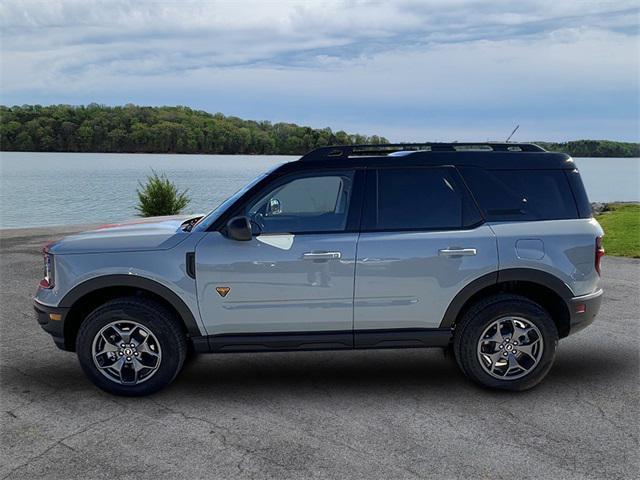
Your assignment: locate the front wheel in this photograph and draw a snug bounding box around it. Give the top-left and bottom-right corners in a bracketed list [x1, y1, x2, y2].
[453, 294, 559, 391]
[76, 297, 187, 396]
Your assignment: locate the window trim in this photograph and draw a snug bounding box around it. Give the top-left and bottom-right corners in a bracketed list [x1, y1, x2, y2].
[219, 168, 365, 236]
[361, 165, 485, 233]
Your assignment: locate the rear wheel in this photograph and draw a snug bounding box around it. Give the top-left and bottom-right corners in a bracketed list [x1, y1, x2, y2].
[76, 297, 187, 396]
[453, 294, 558, 391]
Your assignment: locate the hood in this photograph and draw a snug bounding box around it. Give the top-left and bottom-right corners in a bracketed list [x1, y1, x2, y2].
[48, 214, 203, 255]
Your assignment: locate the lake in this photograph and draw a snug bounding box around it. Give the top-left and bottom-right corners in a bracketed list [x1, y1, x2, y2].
[1, 152, 638, 229]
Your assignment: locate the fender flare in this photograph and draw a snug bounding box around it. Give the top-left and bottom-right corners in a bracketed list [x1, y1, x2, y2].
[59, 274, 202, 336]
[439, 268, 573, 328]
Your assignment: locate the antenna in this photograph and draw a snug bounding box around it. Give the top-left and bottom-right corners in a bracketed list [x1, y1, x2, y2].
[506, 125, 520, 142]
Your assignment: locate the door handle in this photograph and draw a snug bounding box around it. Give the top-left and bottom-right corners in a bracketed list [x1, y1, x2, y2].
[302, 251, 342, 260]
[438, 248, 477, 257]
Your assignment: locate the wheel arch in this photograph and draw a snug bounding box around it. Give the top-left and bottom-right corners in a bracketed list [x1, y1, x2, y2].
[441, 268, 573, 338]
[59, 275, 202, 351]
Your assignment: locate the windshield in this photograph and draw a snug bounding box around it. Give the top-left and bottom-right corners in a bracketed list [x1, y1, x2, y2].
[192, 170, 271, 232]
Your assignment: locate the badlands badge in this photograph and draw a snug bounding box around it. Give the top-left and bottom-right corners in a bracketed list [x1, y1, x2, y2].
[215, 286, 231, 298]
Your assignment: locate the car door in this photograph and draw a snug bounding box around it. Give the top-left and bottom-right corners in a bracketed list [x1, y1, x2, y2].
[195, 169, 362, 345]
[354, 166, 498, 345]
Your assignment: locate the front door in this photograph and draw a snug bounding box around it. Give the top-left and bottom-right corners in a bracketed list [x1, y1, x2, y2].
[196, 169, 362, 341]
[354, 167, 498, 340]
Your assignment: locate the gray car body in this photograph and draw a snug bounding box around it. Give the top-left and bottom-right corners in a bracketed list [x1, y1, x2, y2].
[35, 192, 603, 345]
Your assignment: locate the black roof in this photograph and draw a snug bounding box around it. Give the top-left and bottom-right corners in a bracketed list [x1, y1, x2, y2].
[278, 143, 575, 172]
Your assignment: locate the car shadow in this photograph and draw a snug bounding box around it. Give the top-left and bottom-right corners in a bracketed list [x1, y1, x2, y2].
[168, 345, 637, 398]
[5, 344, 636, 401]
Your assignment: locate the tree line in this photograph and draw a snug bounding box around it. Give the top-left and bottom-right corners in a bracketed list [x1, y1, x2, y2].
[1, 104, 637, 157]
[536, 140, 639, 158]
[0, 104, 388, 155]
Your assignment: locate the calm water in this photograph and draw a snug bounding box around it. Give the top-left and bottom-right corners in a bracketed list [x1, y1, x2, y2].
[1, 152, 638, 229]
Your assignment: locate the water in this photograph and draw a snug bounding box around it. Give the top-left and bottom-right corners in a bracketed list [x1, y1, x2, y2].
[1, 152, 638, 229]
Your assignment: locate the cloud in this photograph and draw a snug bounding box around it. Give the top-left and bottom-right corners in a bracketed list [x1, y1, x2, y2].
[1, 0, 638, 140]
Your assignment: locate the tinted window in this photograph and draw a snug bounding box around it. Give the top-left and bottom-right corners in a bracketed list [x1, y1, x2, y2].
[367, 167, 480, 230]
[245, 172, 354, 233]
[565, 169, 592, 218]
[460, 168, 578, 221]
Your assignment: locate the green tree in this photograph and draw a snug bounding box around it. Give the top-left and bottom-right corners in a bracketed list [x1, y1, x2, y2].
[136, 170, 190, 217]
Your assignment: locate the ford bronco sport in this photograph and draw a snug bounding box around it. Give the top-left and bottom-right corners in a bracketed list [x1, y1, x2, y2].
[34, 143, 604, 396]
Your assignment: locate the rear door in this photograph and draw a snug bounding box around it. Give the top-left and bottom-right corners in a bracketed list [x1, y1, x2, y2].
[354, 166, 498, 342]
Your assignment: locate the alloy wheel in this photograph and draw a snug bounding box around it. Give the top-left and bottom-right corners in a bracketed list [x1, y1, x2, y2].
[92, 320, 162, 385]
[476, 316, 544, 380]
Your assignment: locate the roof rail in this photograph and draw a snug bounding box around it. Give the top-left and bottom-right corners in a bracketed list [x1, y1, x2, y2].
[299, 142, 546, 161]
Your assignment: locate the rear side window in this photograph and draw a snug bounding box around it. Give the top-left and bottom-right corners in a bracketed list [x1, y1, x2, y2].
[460, 167, 579, 221]
[363, 167, 482, 230]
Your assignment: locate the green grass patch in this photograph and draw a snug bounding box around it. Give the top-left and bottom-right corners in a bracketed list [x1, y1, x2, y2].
[595, 204, 640, 258]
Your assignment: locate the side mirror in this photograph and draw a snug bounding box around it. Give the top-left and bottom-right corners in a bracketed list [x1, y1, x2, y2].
[267, 197, 282, 216]
[225, 216, 253, 241]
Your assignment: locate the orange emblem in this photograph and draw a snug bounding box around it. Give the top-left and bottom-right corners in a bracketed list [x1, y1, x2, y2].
[216, 287, 231, 297]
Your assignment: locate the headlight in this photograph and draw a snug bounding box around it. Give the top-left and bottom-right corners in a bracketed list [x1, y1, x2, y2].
[40, 249, 54, 289]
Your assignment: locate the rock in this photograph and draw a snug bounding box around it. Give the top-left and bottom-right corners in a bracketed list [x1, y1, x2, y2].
[591, 202, 607, 214]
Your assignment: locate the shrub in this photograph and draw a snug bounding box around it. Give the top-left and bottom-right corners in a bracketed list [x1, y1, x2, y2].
[136, 170, 190, 217]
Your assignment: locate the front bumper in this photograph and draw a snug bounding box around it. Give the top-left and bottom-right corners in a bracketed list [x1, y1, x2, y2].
[34, 300, 70, 350]
[567, 289, 603, 335]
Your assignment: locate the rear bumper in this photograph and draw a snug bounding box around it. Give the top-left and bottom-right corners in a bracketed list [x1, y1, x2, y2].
[34, 300, 70, 350]
[567, 289, 603, 336]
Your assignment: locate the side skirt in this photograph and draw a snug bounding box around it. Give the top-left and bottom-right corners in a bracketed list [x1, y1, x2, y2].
[190, 328, 452, 353]
[355, 328, 452, 349]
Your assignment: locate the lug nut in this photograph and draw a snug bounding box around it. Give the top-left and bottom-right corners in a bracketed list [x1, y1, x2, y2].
[503, 352, 508, 356]
[499, 345, 503, 349]
[118, 351, 123, 356]
[126, 357, 131, 361]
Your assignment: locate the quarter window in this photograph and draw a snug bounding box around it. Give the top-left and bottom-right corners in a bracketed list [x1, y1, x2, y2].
[245, 172, 354, 234]
[459, 168, 579, 221]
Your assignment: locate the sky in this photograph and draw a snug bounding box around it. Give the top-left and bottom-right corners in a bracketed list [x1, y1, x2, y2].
[1, 0, 639, 142]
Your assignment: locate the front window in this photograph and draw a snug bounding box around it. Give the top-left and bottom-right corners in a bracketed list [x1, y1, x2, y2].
[244, 172, 354, 234]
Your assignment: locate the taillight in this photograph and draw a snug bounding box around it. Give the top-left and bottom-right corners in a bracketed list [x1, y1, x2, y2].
[595, 236, 605, 276]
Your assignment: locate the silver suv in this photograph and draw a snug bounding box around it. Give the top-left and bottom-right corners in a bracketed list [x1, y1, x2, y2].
[34, 143, 604, 396]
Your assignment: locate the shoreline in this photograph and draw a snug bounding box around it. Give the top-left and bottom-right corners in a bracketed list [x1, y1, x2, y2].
[591, 200, 639, 214]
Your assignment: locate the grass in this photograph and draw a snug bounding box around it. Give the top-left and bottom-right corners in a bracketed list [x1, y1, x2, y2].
[595, 203, 640, 258]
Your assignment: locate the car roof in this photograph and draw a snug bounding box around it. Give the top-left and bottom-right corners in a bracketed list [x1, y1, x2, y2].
[276, 143, 575, 173]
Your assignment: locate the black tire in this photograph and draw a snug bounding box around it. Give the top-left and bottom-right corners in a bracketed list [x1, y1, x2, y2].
[453, 294, 558, 391]
[76, 297, 187, 396]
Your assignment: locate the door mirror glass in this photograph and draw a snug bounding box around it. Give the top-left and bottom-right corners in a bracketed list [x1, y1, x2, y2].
[267, 197, 282, 216]
[225, 216, 253, 241]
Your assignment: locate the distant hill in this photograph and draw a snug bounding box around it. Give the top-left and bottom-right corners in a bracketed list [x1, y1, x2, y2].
[0, 104, 388, 155]
[535, 140, 639, 158]
[1, 104, 637, 157]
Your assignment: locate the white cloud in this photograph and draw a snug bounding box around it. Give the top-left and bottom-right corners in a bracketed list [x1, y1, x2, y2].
[0, 0, 638, 140]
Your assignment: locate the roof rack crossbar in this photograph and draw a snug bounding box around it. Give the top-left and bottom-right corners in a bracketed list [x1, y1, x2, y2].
[299, 142, 545, 161]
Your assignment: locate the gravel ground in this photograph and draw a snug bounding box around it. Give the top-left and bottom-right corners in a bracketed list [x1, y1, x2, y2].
[1, 225, 638, 480]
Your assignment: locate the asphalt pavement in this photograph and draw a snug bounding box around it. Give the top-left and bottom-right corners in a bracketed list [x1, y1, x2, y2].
[1, 225, 638, 480]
